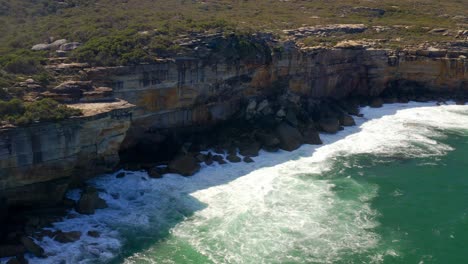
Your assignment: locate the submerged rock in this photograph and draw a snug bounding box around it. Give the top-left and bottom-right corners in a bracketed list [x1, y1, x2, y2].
[168, 155, 200, 176]
[243, 156, 255, 163]
[227, 154, 241, 163]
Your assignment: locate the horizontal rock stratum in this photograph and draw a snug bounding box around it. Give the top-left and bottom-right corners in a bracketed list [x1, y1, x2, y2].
[0, 33, 467, 208]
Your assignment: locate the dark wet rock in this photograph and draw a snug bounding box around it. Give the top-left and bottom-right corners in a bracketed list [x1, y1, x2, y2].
[339, 101, 360, 116]
[76, 187, 108, 215]
[339, 114, 356, 126]
[116, 172, 126, 178]
[276, 122, 304, 151]
[227, 154, 241, 163]
[168, 155, 200, 176]
[285, 111, 299, 127]
[53, 231, 81, 243]
[87, 230, 100, 238]
[302, 126, 323, 145]
[456, 99, 466, 105]
[243, 156, 255, 163]
[239, 141, 261, 157]
[370, 98, 384, 108]
[0, 244, 25, 258]
[319, 118, 341, 133]
[212, 155, 227, 164]
[20, 236, 45, 258]
[256, 132, 280, 150]
[147, 167, 162, 179]
[34, 230, 58, 241]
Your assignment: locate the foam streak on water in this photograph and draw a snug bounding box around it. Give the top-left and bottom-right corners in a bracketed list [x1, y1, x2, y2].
[17, 102, 468, 264]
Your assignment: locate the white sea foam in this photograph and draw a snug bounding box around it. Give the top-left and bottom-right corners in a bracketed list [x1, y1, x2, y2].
[11, 102, 467, 264]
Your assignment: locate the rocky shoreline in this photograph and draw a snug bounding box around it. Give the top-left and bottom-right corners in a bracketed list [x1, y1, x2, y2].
[0, 28, 467, 262]
[1, 91, 467, 262]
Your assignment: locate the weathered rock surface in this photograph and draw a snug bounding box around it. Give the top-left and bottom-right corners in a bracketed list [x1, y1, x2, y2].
[20, 236, 44, 258]
[168, 155, 200, 176]
[276, 123, 304, 151]
[0, 102, 134, 207]
[76, 187, 107, 215]
[53, 231, 81, 243]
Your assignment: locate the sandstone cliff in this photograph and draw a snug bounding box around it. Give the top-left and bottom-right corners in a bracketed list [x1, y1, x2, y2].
[0, 101, 134, 207]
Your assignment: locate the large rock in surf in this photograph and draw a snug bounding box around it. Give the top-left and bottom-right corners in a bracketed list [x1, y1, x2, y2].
[20, 236, 45, 258]
[275, 122, 304, 151]
[168, 155, 200, 176]
[76, 187, 108, 215]
[53, 231, 82, 243]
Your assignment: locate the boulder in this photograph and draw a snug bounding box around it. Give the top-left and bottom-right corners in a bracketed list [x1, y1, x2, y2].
[168, 155, 200, 176]
[76, 187, 108, 215]
[53, 231, 81, 243]
[147, 167, 162, 179]
[319, 118, 340, 133]
[31, 44, 50, 51]
[239, 141, 261, 157]
[243, 157, 254, 163]
[339, 114, 356, 126]
[370, 98, 384, 108]
[275, 122, 304, 151]
[20, 237, 44, 258]
[59, 42, 81, 51]
[54, 81, 93, 94]
[256, 132, 280, 151]
[212, 155, 226, 164]
[227, 154, 241, 163]
[302, 126, 323, 145]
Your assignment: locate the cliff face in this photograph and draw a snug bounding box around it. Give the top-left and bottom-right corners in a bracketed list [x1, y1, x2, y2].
[85, 45, 466, 160]
[1, 37, 466, 208]
[0, 102, 134, 207]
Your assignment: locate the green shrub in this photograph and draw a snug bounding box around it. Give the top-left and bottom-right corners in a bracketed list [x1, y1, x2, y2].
[0, 49, 46, 75]
[0, 98, 82, 125]
[73, 30, 153, 66]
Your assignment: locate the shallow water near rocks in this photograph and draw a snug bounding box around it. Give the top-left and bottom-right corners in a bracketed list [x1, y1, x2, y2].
[14, 102, 468, 264]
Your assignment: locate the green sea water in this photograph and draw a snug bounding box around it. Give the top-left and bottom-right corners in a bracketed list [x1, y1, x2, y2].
[26, 103, 468, 264]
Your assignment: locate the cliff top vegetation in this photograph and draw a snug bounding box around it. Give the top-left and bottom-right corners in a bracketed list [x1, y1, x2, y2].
[0, 0, 466, 122]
